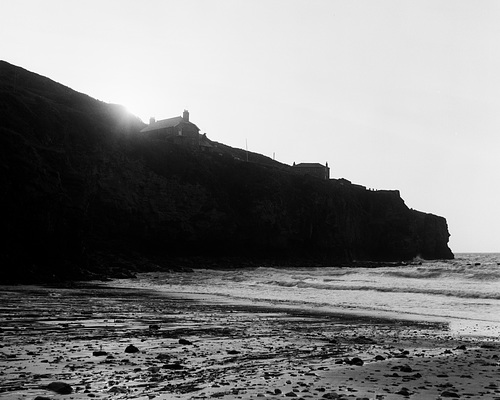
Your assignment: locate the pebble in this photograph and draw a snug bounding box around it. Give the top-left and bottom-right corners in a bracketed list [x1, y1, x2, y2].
[441, 391, 460, 398]
[349, 357, 364, 366]
[124, 344, 139, 353]
[47, 381, 73, 394]
[395, 387, 411, 396]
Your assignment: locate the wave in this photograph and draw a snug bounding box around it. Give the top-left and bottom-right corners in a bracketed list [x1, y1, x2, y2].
[263, 279, 500, 300]
[382, 269, 445, 279]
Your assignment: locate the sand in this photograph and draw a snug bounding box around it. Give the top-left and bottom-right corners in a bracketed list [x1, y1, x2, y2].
[0, 283, 499, 400]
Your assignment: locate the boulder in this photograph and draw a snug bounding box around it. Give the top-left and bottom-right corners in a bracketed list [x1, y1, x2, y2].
[47, 381, 72, 394]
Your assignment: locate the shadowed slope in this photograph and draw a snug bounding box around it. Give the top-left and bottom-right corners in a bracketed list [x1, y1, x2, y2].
[0, 61, 453, 282]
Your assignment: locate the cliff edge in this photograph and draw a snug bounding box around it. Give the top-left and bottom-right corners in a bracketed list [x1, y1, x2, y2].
[0, 61, 453, 282]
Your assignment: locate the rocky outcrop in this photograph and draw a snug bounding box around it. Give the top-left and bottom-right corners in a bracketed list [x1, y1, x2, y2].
[0, 61, 453, 282]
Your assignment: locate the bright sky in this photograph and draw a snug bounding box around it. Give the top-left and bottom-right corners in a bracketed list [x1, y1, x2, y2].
[2, 0, 499, 253]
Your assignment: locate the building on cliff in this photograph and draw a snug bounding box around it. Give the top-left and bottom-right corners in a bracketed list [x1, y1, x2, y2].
[293, 162, 330, 180]
[141, 110, 213, 151]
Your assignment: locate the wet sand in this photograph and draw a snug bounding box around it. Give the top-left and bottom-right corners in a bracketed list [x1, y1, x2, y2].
[1, 283, 499, 400]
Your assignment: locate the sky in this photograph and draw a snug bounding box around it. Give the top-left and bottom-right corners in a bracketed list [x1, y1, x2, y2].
[1, 0, 499, 253]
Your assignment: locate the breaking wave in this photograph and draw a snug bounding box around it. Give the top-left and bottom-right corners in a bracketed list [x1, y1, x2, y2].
[262, 279, 500, 300]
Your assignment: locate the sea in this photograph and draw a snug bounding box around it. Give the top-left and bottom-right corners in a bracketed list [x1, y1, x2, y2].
[110, 253, 500, 338]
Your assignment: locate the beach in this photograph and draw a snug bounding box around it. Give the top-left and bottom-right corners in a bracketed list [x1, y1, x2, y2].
[1, 282, 499, 400]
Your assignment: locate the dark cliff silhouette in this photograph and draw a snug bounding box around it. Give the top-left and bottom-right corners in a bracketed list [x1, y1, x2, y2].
[0, 61, 453, 282]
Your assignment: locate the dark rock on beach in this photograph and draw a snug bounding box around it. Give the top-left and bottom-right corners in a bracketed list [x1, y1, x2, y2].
[47, 381, 72, 394]
[124, 344, 139, 353]
[441, 391, 460, 398]
[163, 363, 184, 370]
[347, 357, 364, 366]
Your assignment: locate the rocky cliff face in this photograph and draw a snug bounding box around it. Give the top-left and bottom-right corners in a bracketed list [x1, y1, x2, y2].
[0, 61, 453, 282]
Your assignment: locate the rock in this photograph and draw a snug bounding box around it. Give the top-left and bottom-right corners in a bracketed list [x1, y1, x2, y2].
[441, 391, 460, 398]
[92, 351, 107, 356]
[395, 387, 411, 396]
[163, 363, 184, 370]
[34, 397, 51, 400]
[322, 393, 341, 399]
[400, 365, 413, 373]
[47, 381, 73, 394]
[108, 386, 128, 393]
[227, 349, 240, 355]
[179, 338, 193, 345]
[124, 344, 139, 353]
[352, 335, 377, 344]
[374, 355, 386, 361]
[348, 357, 364, 366]
[274, 388, 282, 394]
[285, 392, 298, 397]
[149, 324, 160, 330]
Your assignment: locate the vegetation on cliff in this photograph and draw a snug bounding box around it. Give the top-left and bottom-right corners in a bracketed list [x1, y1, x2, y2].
[0, 61, 453, 282]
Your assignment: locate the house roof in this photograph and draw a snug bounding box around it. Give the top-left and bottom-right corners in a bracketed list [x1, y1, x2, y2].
[294, 163, 327, 168]
[140, 116, 199, 133]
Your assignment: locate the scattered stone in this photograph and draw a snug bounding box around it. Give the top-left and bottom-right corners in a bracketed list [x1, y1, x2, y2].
[108, 386, 128, 393]
[395, 387, 411, 396]
[92, 350, 107, 356]
[400, 365, 413, 373]
[285, 391, 298, 397]
[353, 335, 377, 344]
[179, 338, 193, 345]
[47, 381, 73, 394]
[441, 391, 460, 398]
[349, 357, 364, 366]
[149, 324, 160, 330]
[163, 363, 184, 370]
[227, 350, 240, 355]
[34, 397, 51, 400]
[124, 344, 139, 353]
[322, 392, 341, 399]
[395, 350, 410, 358]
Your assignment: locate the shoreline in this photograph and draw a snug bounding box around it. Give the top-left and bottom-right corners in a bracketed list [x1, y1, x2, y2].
[107, 272, 500, 339]
[1, 283, 499, 399]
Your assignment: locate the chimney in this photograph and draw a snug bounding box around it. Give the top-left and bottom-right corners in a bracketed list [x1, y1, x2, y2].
[183, 110, 189, 122]
[149, 117, 156, 125]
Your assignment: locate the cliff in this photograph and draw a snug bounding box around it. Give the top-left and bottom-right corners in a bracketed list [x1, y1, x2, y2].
[0, 61, 453, 282]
